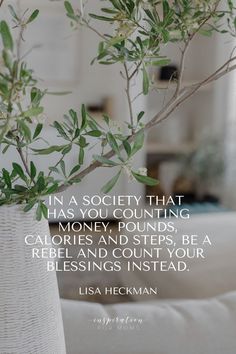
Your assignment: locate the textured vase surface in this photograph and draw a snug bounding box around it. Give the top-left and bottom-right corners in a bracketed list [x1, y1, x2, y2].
[0, 205, 66, 354]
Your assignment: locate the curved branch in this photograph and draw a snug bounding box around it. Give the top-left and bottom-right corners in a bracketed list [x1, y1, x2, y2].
[56, 55, 236, 194]
[123, 62, 135, 133]
[83, 20, 107, 41]
[147, 56, 236, 129]
[174, 0, 220, 98]
[174, 41, 190, 97]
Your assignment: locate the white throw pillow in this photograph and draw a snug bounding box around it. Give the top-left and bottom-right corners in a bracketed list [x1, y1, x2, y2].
[62, 291, 236, 354]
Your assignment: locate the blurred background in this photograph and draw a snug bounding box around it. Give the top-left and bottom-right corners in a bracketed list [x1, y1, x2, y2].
[1, 0, 236, 304]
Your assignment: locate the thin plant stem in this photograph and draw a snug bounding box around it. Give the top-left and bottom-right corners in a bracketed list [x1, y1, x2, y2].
[123, 62, 135, 134]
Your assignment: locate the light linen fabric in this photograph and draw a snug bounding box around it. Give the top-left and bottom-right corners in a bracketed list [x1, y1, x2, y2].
[62, 291, 236, 354]
[119, 212, 236, 300]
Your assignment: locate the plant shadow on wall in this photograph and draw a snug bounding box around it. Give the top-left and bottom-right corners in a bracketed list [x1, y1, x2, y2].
[0, 0, 236, 220]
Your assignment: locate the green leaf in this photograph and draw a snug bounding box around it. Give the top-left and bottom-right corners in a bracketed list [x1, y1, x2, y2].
[2, 169, 11, 188]
[69, 164, 81, 176]
[149, 59, 171, 67]
[103, 114, 110, 126]
[33, 123, 43, 139]
[74, 128, 80, 139]
[30, 161, 36, 180]
[8, 5, 19, 21]
[46, 183, 59, 194]
[101, 7, 118, 14]
[93, 155, 119, 166]
[62, 145, 72, 155]
[163, 0, 170, 18]
[18, 120, 31, 142]
[64, 1, 74, 14]
[132, 172, 158, 186]
[40, 202, 48, 219]
[199, 29, 213, 37]
[69, 176, 81, 184]
[2, 144, 10, 154]
[30, 87, 44, 106]
[0, 21, 13, 51]
[89, 13, 113, 22]
[0, 82, 8, 96]
[2, 49, 13, 71]
[49, 166, 60, 174]
[36, 203, 42, 221]
[137, 111, 145, 122]
[24, 106, 43, 117]
[234, 16, 236, 29]
[14, 185, 27, 192]
[69, 109, 78, 127]
[162, 29, 170, 42]
[98, 41, 105, 54]
[123, 139, 131, 157]
[81, 104, 87, 130]
[24, 201, 36, 213]
[87, 118, 98, 131]
[60, 161, 66, 177]
[143, 66, 149, 95]
[107, 36, 125, 47]
[131, 130, 144, 156]
[101, 170, 121, 194]
[26, 9, 39, 24]
[53, 121, 69, 140]
[32, 145, 66, 155]
[85, 130, 102, 137]
[99, 61, 116, 65]
[79, 147, 84, 165]
[12, 163, 25, 180]
[37, 175, 46, 193]
[106, 132, 120, 156]
[79, 136, 87, 147]
[47, 91, 72, 96]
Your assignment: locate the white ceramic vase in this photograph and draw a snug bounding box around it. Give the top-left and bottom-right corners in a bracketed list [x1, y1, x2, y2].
[0, 205, 66, 354]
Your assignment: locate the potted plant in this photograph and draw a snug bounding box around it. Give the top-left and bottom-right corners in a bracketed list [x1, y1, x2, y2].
[0, 0, 235, 352]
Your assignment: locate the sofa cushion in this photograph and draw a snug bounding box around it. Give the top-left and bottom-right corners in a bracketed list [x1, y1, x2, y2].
[61, 291, 236, 354]
[119, 212, 236, 299]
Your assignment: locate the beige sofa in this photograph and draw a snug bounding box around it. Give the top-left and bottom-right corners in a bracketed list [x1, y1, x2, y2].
[62, 291, 236, 354]
[61, 212, 236, 354]
[119, 212, 236, 300]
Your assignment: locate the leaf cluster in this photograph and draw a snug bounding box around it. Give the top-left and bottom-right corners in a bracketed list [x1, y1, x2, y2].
[1, 1, 236, 219]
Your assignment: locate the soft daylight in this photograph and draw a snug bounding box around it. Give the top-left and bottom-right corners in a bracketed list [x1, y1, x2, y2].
[1, 1, 236, 354]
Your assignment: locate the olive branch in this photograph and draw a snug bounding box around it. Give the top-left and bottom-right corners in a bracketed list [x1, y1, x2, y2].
[0, 0, 236, 220]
